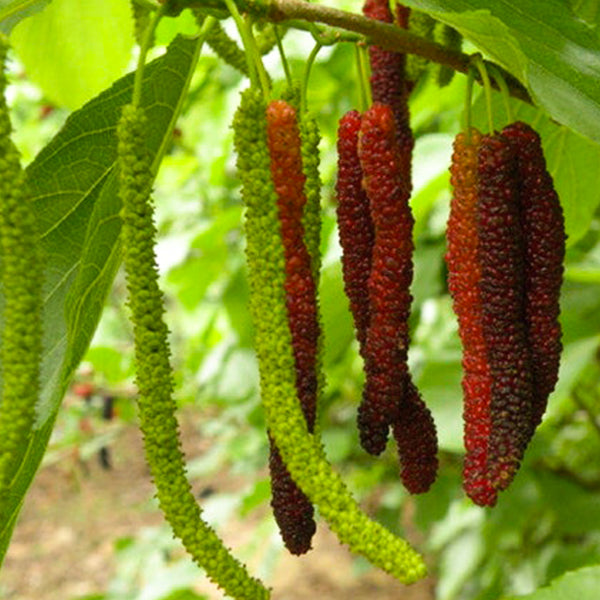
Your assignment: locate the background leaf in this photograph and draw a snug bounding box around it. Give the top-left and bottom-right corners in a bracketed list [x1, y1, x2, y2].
[503, 565, 600, 599]
[400, 0, 600, 144]
[0, 35, 202, 565]
[10, 0, 134, 109]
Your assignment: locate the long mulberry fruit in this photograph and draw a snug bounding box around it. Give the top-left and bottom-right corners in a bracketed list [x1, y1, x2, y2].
[118, 102, 268, 599]
[0, 35, 43, 498]
[447, 128, 548, 504]
[502, 121, 565, 431]
[477, 133, 535, 491]
[356, 103, 414, 454]
[336, 109, 374, 351]
[356, 105, 438, 494]
[363, 0, 413, 178]
[265, 99, 320, 555]
[446, 129, 497, 506]
[235, 87, 427, 584]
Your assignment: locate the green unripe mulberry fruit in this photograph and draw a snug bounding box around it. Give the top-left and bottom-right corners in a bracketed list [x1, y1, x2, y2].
[117, 102, 268, 600]
[0, 34, 43, 499]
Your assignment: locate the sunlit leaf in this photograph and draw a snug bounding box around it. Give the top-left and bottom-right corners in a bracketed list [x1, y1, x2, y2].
[503, 565, 600, 599]
[10, 0, 134, 109]
[401, 0, 600, 144]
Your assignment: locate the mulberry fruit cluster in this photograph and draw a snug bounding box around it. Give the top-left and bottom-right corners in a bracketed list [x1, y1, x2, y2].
[332, 0, 438, 495]
[234, 87, 427, 583]
[336, 102, 438, 494]
[446, 123, 565, 506]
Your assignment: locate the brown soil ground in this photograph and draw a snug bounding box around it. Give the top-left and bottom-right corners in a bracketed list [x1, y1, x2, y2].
[1, 414, 435, 600]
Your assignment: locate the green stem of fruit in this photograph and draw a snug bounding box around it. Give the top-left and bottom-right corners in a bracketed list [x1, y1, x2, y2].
[225, 0, 270, 96]
[489, 64, 513, 123]
[301, 41, 321, 114]
[274, 25, 293, 86]
[464, 65, 475, 144]
[473, 54, 494, 134]
[356, 43, 372, 111]
[132, 2, 168, 107]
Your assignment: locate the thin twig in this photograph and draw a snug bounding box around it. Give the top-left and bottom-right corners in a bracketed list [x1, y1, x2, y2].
[536, 460, 600, 492]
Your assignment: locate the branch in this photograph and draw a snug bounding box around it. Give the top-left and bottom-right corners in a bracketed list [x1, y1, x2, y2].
[185, 0, 532, 103]
[267, 0, 532, 104]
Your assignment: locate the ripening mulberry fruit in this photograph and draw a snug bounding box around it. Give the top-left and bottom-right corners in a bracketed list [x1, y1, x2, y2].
[477, 133, 535, 491]
[356, 103, 414, 455]
[266, 99, 320, 554]
[235, 88, 427, 584]
[358, 104, 438, 485]
[447, 128, 550, 504]
[363, 0, 404, 110]
[363, 0, 414, 177]
[446, 129, 497, 506]
[336, 109, 374, 351]
[391, 380, 438, 494]
[336, 104, 437, 490]
[502, 121, 565, 431]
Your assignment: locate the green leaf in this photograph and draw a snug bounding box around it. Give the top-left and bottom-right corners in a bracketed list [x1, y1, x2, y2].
[169, 206, 243, 311]
[418, 359, 463, 452]
[401, 0, 600, 144]
[319, 261, 356, 367]
[0, 0, 50, 33]
[10, 0, 134, 109]
[0, 35, 203, 566]
[503, 565, 600, 599]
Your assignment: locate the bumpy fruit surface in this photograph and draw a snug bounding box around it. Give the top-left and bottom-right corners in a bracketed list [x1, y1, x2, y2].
[356, 103, 414, 454]
[0, 36, 43, 498]
[447, 126, 559, 505]
[477, 133, 534, 491]
[265, 99, 320, 554]
[235, 87, 427, 584]
[336, 109, 374, 351]
[355, 104, 438, 493]
[363, 0, 414, 178]
[502, 121, 565, 431]
[119, 102, 269, 600]
[446, 129, 497, 506]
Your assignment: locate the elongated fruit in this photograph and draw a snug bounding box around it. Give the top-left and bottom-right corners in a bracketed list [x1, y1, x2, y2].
[502, 121, 565, 431]
[446, 129, 497, 506]
[353, 104, 437, 492]
[336, 109, 373, 351]
[235, 87, 427, 584]
[447, 127, 559, 505]
[265, 99, 320, 555]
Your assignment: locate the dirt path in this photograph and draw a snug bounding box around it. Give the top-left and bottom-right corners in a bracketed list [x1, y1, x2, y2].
[2, 419, 434, 600]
